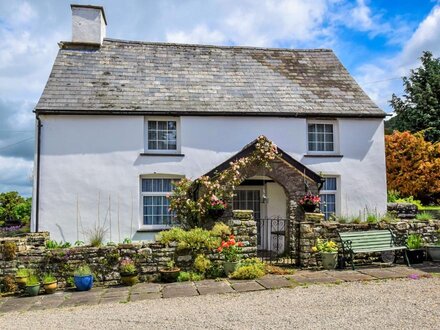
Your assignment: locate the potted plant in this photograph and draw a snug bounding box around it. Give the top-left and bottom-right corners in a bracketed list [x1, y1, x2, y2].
[406, 234, 425, 264]
[119, 257, 138, 286]
[217, 234, 244, 275]
[298, 193, 320, 213]
[159, 260, 181, 283]
[73, 264, 94, 291]
[42, 273, 57, 294]
[426, 241, 440, 261]
[25, 274, 41, 297]
[312, 238, 338, 270]
[207, 195, 227, 219]
[15, 268, 30, 288]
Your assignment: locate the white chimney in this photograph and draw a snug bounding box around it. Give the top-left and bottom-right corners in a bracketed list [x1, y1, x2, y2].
[71, 4, 107, 45]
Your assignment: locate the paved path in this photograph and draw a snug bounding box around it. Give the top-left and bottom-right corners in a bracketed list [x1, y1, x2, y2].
[0, 264, 436, 314]
[1, 276, 440, 330]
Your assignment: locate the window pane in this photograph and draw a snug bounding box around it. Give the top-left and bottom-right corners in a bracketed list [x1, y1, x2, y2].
[148, 121, 157, 129]
[148, 141, 157, 149]
[308, 124, 316, 133]
[157, 131, 167, 140]
[157, 141, 167, 150]
[323, 177, 337, 191]
[168, 121, 176, 130]
[324, 124, 333, 133]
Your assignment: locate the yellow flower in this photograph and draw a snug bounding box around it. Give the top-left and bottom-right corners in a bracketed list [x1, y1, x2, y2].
[311, 246, 318, 252]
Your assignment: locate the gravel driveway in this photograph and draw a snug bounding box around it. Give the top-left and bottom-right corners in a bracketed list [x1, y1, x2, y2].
[1, 278, 439, 330]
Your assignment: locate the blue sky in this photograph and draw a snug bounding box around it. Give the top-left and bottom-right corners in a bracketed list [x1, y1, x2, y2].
[0, 0, 439, 196]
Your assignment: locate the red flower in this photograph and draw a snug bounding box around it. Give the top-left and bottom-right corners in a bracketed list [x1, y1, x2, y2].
[217, 247, 223, 253]
[221, 241, 228, 248]
[237, 242, 244, 247]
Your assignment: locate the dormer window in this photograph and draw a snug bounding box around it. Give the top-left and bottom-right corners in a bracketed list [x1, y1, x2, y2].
[145, 117, 180, 153]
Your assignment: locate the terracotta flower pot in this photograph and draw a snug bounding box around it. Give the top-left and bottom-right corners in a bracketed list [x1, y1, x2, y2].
[223, 261, 239, 276]
[15, 275, 28, 288]
[160, 268, 180, 283]
[43, 281, 58, 294]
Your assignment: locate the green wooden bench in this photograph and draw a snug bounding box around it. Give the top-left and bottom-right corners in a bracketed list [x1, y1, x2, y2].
[338, 229, 409, 270]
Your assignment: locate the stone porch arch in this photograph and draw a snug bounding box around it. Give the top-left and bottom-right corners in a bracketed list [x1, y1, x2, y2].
[204, 137, 323, 265]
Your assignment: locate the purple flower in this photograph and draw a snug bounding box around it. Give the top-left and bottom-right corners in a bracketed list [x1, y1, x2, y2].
[408, 274, 420, 280]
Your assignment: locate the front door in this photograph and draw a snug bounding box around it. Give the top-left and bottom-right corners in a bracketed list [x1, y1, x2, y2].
[232, 188, 267, 249]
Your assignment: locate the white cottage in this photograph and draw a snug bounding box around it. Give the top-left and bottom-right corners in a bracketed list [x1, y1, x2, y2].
[32, 5, 387, 245]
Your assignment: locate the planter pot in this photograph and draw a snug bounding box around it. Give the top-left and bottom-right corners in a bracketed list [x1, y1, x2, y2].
[160, 268, 180, 283]
[43, 281, 58, 294]
[321, 252, 338, 270]
[74, 275, 94, 291]
[426, 245, 440, 262]
[223, 261, 239, 276]
[15, 275, 28, 288]
[407, 249, 425, 264]
[302, 204, 317, 213]
[208, 208, 225, 219]
[25, 284, 40, 297]
[120, 273, 138, 286]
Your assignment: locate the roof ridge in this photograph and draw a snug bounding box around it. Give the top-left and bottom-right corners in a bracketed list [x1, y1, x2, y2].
[103, 38, 333, 53]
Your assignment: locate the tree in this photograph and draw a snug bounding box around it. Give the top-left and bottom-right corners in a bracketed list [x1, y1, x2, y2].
[0, 192, 32, 226]
[390, 51, 440, 142]
[385, 131, 440, 203]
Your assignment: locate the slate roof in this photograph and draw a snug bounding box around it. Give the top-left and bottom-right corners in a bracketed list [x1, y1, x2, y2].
[36, 38, 385, 117]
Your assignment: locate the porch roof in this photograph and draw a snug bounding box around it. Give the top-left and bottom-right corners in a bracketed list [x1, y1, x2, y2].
[204, 137, 323, 184]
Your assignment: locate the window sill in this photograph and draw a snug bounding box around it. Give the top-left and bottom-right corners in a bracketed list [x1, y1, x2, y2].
[140, 153, 185, 157]
[137, 227, 170, 233]
[304, 154, 343, 158]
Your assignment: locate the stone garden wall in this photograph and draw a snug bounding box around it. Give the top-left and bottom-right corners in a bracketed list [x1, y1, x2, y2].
[0, 211, 257, 292]
[300, 213, 440, 268]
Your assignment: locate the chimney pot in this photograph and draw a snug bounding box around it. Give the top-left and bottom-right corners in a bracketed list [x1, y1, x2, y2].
[71, 4, 107, 45]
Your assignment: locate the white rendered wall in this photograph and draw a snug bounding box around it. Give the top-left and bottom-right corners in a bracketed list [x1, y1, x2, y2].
[34, 115, 386, 243]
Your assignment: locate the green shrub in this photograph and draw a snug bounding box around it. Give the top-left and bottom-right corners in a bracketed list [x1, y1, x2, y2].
[177, 271, 204, 282]
[1, 275, 16, 293]
[26, 274, 40, 286]
[230, 262, 265, 280]
[42, 273, 57, 284]
[366, 214, 378, 224]
[194, 254, 211, 273]
[416, 212, 433, 221]
[45, 240, 71, 249]
[229, 258, 266, 280]
[381, 212, 398, 223]
[16, 268, 31, 278]
[350, 216, 361, 224]
[205, 263, 224, 279]
[387, 190, 401, 202]
[74, 265, 92, 276]
[406, 234, 423, 249]
[2, 241, 16, 260]
[157, 227, 220, 251]
[211, 223, 231, 238]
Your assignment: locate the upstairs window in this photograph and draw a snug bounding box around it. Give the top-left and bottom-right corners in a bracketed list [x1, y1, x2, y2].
[308, 122, 335, 152]
[146, 119, 178, 152]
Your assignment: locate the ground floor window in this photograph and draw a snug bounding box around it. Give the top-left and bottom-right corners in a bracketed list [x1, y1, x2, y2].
[141, 178, 178, 227]
[320, 177, 337, 220]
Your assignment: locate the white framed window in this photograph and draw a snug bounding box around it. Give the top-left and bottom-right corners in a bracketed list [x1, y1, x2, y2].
[145, 117, 180, 153]
[320, 177, 338, 220]
[307, 121, 338, 153]
[140, 177, 180, 230]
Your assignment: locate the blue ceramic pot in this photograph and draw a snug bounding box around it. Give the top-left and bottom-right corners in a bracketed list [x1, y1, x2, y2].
[74, 275, 93, 291]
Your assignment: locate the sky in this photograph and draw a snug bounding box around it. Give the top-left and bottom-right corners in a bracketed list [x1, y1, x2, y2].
[0, 0, 439, 197]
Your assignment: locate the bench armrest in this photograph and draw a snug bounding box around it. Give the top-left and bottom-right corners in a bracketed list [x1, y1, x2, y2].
[341, 239, 353, 252]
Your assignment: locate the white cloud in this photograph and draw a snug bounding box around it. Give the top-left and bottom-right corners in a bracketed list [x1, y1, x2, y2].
[354, 5, 440, 112]
[166, 25, 226, 45]
[165, 0, 330, 47]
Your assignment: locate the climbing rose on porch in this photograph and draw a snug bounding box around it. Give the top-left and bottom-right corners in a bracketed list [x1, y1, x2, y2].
[209, 195, 227, 210]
